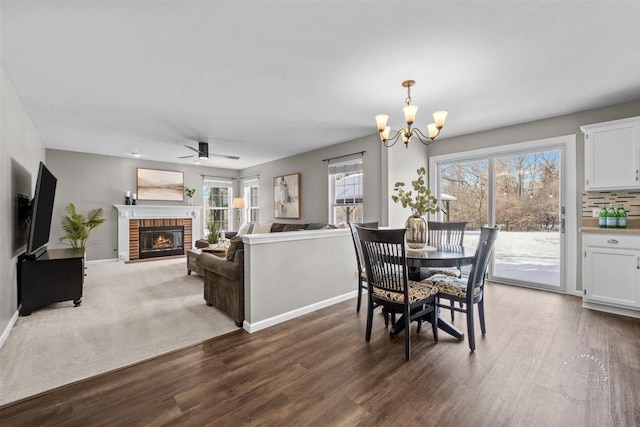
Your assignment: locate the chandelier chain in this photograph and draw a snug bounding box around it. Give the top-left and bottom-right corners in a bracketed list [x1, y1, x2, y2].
[405, 85, 412, 106]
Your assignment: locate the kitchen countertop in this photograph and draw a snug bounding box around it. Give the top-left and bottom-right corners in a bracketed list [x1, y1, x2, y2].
[580, 226, 640, 234]
[581, 217, 640, 233]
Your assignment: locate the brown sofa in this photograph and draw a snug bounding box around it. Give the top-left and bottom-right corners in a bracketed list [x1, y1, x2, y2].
[196, 236, 245, 327]
[196, 222, 335, 326]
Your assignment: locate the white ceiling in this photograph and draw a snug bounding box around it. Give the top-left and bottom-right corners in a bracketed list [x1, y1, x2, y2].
[1, 1, 639, 170]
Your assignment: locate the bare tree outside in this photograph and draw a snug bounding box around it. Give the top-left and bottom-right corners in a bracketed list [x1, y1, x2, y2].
[440, 151, 560, 232]
[438, 149, 561, 287]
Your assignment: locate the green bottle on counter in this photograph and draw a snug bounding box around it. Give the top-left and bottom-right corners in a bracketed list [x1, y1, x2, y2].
[606, 203, 617, 228]
[599, 204, 607, 228]
[617, 204, 627, 228]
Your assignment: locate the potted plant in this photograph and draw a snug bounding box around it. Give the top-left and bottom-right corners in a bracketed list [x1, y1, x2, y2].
[206, 220, 220, 245]
[391, 166, 439, 249]
[184, 188, 196, 205]
[59, 203, 106, 249]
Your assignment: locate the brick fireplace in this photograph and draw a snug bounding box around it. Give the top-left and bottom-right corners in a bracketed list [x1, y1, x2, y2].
[115, 205, 202, 261]
[129, 219, 191, 261]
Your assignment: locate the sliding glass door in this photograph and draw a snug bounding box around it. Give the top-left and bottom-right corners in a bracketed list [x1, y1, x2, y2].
[431, 138, 573, 292]
[492, 150, 562, 288]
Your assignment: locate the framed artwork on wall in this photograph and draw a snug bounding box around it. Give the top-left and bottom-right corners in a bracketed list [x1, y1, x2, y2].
[274, 173, 300, 219]
[137, 168, 184, 201]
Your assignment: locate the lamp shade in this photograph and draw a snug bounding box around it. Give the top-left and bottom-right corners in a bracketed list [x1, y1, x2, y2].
[233, 197, 245, 209]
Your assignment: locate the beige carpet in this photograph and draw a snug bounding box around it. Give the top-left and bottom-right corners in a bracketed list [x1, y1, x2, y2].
[0, 257, 238, 406]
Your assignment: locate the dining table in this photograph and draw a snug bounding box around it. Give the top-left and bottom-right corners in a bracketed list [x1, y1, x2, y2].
[389, 243, 476, 341]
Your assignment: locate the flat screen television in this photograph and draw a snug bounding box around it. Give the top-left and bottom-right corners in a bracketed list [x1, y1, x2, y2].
[26, 162, 57, 259]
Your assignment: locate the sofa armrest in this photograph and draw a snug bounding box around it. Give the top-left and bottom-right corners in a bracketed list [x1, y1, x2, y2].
[196, 251, 242, 281]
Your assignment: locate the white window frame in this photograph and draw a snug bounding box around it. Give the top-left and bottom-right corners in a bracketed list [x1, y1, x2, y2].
[203, 177, 233, 235]
[243, 178, 260, 223]
[328, 158, 363, 224]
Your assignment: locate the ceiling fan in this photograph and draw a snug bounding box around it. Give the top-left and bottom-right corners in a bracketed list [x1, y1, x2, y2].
[179, 141, 240, 160]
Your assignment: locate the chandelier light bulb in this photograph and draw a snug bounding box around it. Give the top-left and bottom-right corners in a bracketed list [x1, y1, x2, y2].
[403, 105, 418, 125]
[427, 123, 439, 139]
[433, 111, 448, 129]
[375, 114, 389, 132]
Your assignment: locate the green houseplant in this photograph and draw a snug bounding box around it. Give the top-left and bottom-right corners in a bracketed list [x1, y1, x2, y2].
[59, 203, 106, 248]
[391, 166, 439, 217]
[206, 220, 220, 244]
[391, 167, 439, 249]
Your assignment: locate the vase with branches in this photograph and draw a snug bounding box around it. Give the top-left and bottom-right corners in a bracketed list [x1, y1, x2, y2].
[391, 167, 439, 249]
[184, 188, 196, 205]
[59, 203, 106, 249]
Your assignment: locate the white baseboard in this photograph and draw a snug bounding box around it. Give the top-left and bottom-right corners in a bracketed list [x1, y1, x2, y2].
[0, 310, 19, 351]
[582, 301, 640, 319]
[243, 290, 359, 333]
[86, 258, 119, 265]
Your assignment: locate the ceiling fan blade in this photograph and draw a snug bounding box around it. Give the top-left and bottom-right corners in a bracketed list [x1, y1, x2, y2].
[209, 153, 240, 160]
[178, 154, 195, 159]
[184, 145, 200, 154]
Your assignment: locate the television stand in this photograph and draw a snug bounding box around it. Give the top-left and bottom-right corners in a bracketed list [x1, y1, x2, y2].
[18, 248, 85, 316]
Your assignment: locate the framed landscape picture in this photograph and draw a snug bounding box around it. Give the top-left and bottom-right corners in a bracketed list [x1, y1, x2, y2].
[274, 173, 300, 219]
[137, 168, 184, 201]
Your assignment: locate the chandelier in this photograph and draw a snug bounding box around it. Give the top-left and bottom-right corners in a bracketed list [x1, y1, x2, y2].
[375, 80, 448, 148]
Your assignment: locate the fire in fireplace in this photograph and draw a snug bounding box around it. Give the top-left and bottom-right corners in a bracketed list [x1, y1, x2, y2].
[139, 226, 185, 259]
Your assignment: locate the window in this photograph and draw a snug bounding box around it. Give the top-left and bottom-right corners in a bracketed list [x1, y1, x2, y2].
[203, 178, 232, 234]
[329, 159, 363, 223]
[243, 178, 259, 223]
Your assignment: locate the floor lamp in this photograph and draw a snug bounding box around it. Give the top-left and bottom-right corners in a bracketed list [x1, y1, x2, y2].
[233, 197, 245, 230]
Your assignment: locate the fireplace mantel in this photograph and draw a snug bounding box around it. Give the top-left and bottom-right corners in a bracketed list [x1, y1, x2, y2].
[114, 205, 202, 261]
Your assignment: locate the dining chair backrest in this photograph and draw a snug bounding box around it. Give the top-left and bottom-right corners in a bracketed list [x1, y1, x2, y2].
[465, 226, 499, 294]
[427, 221, 467, 246]
[349, 222, 379, 270]
[357, 227, 408, 295]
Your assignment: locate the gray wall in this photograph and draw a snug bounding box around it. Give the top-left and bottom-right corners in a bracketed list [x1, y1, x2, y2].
[45, 149, 239, 261]
[427, 100, 640, 291]
[239, 134, 384, 225]
[1, 67, 46, 342]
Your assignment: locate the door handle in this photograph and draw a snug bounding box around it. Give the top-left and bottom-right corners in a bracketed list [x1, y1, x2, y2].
[607, 239, 619, 244]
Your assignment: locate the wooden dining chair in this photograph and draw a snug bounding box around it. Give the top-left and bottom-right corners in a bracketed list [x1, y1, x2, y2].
[357, 227, 439, 360]
[425, 221, 467, 278]
[421, 226, 499, 351]
[348, 222, 378, 313]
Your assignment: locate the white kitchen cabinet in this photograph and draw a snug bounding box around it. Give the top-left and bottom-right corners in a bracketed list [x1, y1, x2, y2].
[581, 116, 640, 191]
[582, 232, 640, 317]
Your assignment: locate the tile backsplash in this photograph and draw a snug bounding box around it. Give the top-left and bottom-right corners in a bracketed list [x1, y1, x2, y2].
[582, 190, 640, 219]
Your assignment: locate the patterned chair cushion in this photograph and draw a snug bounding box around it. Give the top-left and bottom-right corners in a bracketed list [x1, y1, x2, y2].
[360, 269, 367, 280]
[421, 274, 481, 298]
[373, 281, 438, 303]
[427, 267, 461, 278]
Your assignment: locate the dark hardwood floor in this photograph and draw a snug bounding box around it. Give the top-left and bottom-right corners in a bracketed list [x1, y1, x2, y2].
[1, 282, 639, 426]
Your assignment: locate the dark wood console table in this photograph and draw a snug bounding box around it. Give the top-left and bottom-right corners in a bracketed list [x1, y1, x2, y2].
[18, 248, 86, 316]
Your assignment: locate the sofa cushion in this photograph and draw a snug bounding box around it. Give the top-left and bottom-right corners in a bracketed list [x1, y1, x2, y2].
[253, 222, 273, 234]
[226, 236, 244, 261]
[237, 223, 251, 236]
[306, 223, 328, 230]
[282, 223, 308, 232]
[270, 223, 285, 232]
[195, 239, 210, 249]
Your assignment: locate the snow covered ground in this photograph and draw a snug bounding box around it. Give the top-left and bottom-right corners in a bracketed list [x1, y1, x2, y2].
[464, 230, 560, 286]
